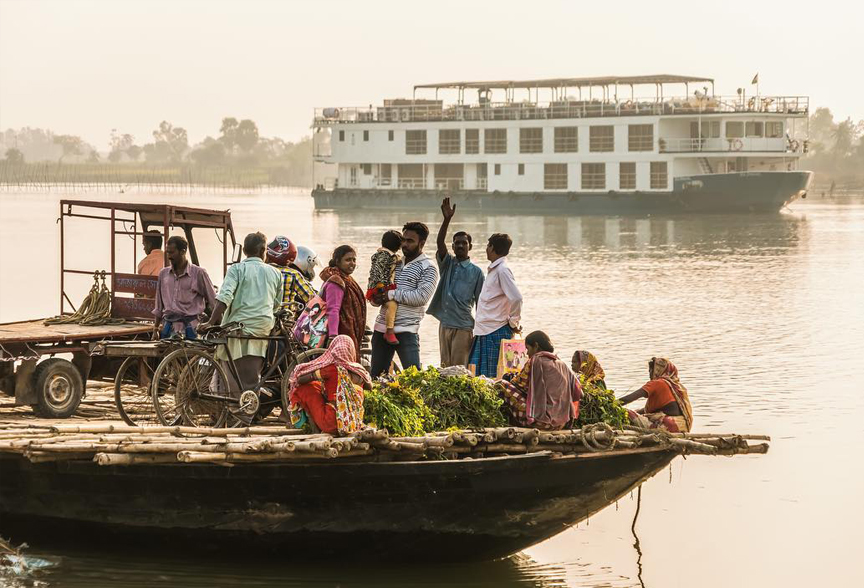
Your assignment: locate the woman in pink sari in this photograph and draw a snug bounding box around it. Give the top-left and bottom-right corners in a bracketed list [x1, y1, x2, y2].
[496, 331, 582, 430]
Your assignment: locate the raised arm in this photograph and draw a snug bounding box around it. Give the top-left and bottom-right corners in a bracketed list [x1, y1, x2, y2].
[436, 197, 456, 261]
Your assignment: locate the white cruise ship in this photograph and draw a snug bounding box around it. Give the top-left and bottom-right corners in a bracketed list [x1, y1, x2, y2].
[311, 75, 812, 213]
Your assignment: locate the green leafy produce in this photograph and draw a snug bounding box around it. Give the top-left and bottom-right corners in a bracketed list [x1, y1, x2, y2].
[362, 380, 432, 436]
[362, 367, 506, 435]
[575, 375, 629, 429]
[398, 366, 507, 431]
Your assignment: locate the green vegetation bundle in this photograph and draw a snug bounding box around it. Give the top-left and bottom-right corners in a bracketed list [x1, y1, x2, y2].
[362, 367, 506, 435]
[399, 366, 507, 431]
[575, 376, 629, 429]
[362, 380, 432, 437]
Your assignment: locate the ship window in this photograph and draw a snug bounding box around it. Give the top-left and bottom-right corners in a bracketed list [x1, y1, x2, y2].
[388, 130, 394, 141]
[690, 121, 720, 139]
[766, 121, 783, 138]
[628, 124, 654, 152]
[589, 125, 614, 152]
[494, 163, 501, 175]
[363, 130, 369, 142]
[397, 164, 424, 188]
[620, 162, 636, 190]
[362, 164, 372, 175]
[554, 127, 578, 152]
[725, 122, 744, 138]
[405, 130, 427, 155]
[484, 129, 507, 154]
[544, 163, 567, 190]
[519, 128, 543, 153]
[439, 129, 461, 154]
[650, 162, 668, 189]
[745, 122, 764, 138]
[466, 129, 480, 154]
[518, 163, 525, 175]
[339, 130, 345, 142]
[581, 163, 606, 190]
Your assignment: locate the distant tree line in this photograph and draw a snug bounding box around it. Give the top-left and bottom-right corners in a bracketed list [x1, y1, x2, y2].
[0, 118, 313, 187]
[796, 108, 863, 189]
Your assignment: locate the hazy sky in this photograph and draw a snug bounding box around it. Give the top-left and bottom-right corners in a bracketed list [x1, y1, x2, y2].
[1, 0, 860, 149]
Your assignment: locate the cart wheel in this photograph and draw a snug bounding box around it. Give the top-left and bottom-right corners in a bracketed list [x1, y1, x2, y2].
[151, 347, 231, 428]
[32, 358, 83, 419]
[114, 357, 159, 426]
[280, 348, 328, 413]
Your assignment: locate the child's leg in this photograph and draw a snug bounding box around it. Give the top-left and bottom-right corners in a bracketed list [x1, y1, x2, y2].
[384, 300, 398, 345]
[384, 300, 397, 330]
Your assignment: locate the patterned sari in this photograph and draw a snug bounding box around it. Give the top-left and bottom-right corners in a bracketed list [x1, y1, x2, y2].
[573, 350, 606, 389]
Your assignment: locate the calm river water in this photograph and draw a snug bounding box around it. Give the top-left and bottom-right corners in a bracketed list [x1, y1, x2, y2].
[0, 189, 862, 587]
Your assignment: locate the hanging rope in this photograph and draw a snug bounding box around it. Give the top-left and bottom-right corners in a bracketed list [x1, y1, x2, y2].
[44, 271, 125, 326]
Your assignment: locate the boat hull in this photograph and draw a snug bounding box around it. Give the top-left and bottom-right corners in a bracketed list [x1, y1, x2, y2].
[313, 171, 812, 214]
[0, 450, 674, 561]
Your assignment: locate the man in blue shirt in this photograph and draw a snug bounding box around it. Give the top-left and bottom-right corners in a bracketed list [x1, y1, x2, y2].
[427, 197, 485, 367]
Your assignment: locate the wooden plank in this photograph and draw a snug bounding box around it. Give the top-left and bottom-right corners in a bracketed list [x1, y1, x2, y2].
[112, 297, 156, 321]
[0, 320, 152, 344]
[114, 274, 158, 296]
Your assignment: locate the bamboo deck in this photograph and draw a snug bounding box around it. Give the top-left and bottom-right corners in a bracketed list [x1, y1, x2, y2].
[0, 382, 770, 466]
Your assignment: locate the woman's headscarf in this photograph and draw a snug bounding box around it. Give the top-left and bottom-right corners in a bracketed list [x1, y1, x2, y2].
[289, 335, 371, 391]
[572, 350, 605, 384]
[650, 357, 693, 430]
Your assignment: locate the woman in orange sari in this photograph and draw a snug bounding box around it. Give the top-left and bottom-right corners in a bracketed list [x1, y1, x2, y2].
[618, 357, 693, 433]
[287, 335, 371, 435]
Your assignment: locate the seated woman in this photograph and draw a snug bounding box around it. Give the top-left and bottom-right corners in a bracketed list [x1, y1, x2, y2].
[287, 335, 371, 435]
[571, 350, 607, 389]
[618, 357, 693, 433]
[497, 331, 582, 430]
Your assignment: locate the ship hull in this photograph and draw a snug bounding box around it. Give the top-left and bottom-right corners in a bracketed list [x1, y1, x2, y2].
[313, 171, 812, 214]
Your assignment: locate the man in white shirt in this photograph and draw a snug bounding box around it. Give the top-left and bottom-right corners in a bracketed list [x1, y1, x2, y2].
[468, 233, 523, 377]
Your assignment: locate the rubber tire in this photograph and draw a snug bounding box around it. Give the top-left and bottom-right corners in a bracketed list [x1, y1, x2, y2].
[32, 358, 84, 419]
[114, 356, 159, 427]
[151, 347, 230, 428]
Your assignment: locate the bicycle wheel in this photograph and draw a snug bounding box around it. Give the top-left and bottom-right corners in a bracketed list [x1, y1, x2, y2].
[114, 356, 159, 426]
[280, 347, 328, 413]
[151, 347, 232, 427]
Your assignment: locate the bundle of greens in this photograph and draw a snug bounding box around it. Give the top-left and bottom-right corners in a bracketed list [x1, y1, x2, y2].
[575, 375, 629, 429]
[398, 366, 507, 431]
[363, 367, 506, 435]
[362, 380, 432, 437]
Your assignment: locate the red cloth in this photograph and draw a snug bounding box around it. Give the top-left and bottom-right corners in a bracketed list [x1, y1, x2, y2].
[292, 365, 339, 434]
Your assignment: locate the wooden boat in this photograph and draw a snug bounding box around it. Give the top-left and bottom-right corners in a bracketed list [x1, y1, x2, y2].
[0, 447, 674, 561]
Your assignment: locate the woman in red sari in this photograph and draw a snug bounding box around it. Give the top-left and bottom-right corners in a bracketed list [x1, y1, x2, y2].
[618, 357, 693, 432]
[288, 335, 371, 435]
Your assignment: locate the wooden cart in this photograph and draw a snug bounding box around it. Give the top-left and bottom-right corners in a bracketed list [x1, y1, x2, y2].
[0, 200, 237, 418]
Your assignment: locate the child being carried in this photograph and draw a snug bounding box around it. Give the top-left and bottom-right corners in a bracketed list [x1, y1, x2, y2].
[366, 230, 403, 345]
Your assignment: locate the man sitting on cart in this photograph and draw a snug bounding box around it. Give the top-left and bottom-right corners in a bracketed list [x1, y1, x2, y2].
[153, 235, 217, 340]
[200, 232, 283, 396]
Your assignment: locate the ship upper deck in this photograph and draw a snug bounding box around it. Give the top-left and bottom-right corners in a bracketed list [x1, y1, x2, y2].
[314, 74, 808, 126]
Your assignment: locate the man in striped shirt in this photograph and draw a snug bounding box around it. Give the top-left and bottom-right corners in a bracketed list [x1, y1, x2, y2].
[370, 221, 438, 377]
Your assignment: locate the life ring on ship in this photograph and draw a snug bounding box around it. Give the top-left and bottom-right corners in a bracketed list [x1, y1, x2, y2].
[730, 138, 744, 151]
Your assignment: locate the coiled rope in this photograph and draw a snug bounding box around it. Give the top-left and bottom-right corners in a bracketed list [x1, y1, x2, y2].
[44, 271, 124, 326]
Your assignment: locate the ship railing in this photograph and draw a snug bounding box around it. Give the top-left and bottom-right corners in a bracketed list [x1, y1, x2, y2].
[312, 96, 809, 125]
[659, 137, 806, 153]
[397, 178, 426, 189]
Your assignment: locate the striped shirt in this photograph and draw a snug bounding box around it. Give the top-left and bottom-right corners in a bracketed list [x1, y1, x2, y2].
[375, 252, 438, 334]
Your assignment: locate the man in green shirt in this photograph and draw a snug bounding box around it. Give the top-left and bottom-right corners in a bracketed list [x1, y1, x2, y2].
[200, 232, 283, 394]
